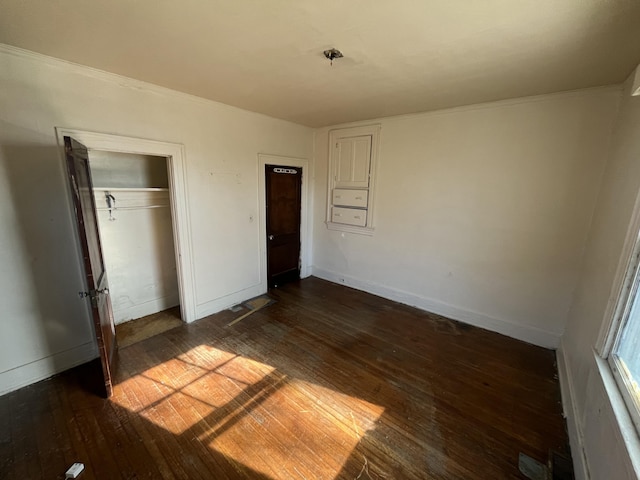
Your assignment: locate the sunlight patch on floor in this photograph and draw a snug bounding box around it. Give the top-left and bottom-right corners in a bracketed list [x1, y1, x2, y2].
[112, 345, 276, 434]
[142, 357, 210, 390]
[112, 345, 384, 478]
[207, 378, 384, 479]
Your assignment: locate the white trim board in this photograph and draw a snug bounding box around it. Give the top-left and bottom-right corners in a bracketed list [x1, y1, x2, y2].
[55, 128, 197, 323]
[196, 282, 265, 320]
[556, 342, 591, 480]
[114, 295, 180, 325]
[0, 342, 98, 396]
[312, 267, 561, 348]
[557, 342, 640, 480]
[257, 154, 312, 293]
[594, 354, 640, 478]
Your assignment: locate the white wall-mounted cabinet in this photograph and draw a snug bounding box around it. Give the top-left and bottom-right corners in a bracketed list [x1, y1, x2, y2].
[326, 124, 380, 234]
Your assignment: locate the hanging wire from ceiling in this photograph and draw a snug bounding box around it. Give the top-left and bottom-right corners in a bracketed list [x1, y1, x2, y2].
[323, 48, 344, 66]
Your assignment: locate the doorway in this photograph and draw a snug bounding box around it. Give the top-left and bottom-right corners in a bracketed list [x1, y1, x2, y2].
[58, 129, 196, 396]
[257, 154, 310, 293]
[265, 164, 302, 288]
[89, 150, 182, 347]
[56, 128, 196, 323]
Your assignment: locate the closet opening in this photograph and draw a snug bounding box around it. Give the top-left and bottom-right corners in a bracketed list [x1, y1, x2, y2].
[89, 150, 182, 348]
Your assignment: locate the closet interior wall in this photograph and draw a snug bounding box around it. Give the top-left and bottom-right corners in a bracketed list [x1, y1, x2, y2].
[90, 150, 180, 325]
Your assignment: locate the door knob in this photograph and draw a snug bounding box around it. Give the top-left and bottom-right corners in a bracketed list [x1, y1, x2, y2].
[78, 288, 109, 299]
[268, 235, 274, 240]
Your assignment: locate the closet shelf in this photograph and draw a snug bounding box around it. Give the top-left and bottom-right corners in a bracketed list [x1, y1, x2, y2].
[96, 205, 168, 211]
[93, 187, 169, 192]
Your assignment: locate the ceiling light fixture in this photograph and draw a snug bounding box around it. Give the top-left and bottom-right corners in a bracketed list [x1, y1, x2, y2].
[323, 48, 343, 66]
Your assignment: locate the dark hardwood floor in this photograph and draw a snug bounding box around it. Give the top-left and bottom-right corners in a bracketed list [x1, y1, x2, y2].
[1, 277, 569, 479]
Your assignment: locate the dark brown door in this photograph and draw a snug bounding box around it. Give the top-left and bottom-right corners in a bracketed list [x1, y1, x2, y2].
[64, 136, 117, 398]
[266, 165, 302, 288]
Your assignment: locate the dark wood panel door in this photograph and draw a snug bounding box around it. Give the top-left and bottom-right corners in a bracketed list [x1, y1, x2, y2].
[266, 165, 302, 288]
[64, 136, 117, 398]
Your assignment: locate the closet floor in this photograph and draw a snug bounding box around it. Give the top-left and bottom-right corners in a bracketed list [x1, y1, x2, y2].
[115, 306, 182, 348]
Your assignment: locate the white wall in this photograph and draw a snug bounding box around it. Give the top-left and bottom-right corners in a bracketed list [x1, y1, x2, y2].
[94, 189, 180, 325]
[560, 72, 640, 479]
[91, 152, 179, 324]
[0, 45, 313, 394]
[312, 88, 620, 348]
[90, 151, 169, 189]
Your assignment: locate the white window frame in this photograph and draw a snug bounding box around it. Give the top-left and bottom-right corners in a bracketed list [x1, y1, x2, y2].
[326, 124, 381, 236]
[597, 186, 640, 437]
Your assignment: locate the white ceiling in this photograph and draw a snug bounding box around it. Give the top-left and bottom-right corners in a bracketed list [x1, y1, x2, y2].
[1, 0, 639, 127]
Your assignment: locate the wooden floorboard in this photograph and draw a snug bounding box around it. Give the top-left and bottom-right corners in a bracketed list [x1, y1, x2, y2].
[1, 277, 569, 479]
[115, 306, 182, 349]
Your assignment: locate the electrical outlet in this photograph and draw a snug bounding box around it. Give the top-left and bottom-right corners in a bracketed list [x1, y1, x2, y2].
[65, 463, 84, 479]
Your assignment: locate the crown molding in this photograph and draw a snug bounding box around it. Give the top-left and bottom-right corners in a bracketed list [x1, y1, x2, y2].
[0, 43, 310, 129]
[316, 84, 623, 131]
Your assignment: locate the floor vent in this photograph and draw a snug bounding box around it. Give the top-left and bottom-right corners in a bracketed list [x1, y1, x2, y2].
[518, 452, 574, 480]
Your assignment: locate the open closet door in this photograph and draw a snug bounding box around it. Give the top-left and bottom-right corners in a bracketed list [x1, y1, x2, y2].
[64, 136, 117, 398]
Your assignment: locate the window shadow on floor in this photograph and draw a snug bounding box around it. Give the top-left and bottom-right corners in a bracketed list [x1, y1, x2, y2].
[2, 277, 570, 479]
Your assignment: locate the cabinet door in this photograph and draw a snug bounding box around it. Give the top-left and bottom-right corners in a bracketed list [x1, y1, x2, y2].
[334, 135, 371, 188]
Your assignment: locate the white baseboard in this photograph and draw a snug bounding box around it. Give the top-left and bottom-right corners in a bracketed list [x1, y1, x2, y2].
[0, 341, 98, 396]
[195, 283, 266, 320]
[311, 266, 560, 348]
[301, 264, 312, 279]
[114, 294, 180, 325]
[556, 341, 591, 480]
[193, 265, 312, 322]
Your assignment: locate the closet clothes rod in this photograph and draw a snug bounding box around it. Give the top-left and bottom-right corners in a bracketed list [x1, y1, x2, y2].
[96, 205, 169, 211]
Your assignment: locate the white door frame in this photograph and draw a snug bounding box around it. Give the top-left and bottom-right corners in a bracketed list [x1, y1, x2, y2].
[257, 154, 311, 292]
[56, 128, 197, 323]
